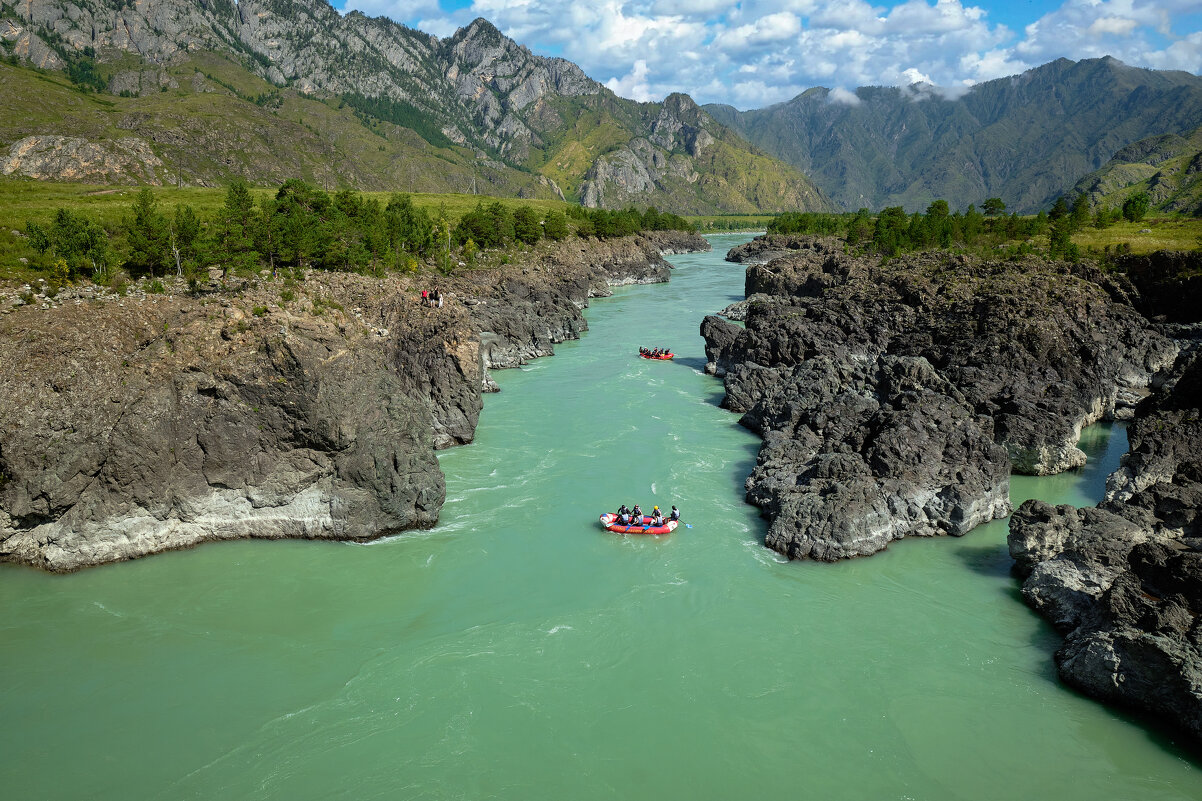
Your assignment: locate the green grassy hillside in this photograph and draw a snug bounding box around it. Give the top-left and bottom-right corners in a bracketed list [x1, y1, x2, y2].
[0, 57, 559, 198]
[1071, 127, 1202, 217]
[1, 1, 831, 215]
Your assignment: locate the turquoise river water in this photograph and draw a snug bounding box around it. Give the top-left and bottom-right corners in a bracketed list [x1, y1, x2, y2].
[2, 234, 1198, 799]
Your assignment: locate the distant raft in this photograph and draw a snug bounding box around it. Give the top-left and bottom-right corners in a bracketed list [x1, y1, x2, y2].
[639, 351, 674, 360]
[599, 513, 678, 535]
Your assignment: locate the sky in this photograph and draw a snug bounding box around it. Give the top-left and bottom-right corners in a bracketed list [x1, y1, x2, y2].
[333, 0, 1202, 109]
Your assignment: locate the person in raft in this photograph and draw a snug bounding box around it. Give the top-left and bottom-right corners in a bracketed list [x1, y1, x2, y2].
[631, 504, 643, 522]
[651, 507, 665, 527]
[669, 505, 680, 522]
[617, 504, 631, 525]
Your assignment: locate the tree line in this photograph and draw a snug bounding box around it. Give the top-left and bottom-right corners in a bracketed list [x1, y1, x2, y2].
[767, 191, 1154, 260]
[22, 180, 693, 288]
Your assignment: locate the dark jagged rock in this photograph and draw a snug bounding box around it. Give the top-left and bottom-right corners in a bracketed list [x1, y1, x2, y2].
[1112, 250, 1202, 324]
[458, 231, 698, 375]
[702, 237, 1176, 561]
[0, 231, 705, 571]
[724, 234, 841, 265]
[1008, 351, 1202, 745]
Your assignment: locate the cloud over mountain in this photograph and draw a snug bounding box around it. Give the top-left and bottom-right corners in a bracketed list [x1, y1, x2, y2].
[341, 0, 1202, 108]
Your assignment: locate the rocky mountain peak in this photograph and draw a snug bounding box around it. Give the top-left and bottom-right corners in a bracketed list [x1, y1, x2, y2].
[1, 0, 829, 213]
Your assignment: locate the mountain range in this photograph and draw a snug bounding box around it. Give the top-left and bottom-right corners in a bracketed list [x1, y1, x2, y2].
[706, 57, 1202, 213]
[3, 0, 1202, 215]
[0, 0, 829, 214]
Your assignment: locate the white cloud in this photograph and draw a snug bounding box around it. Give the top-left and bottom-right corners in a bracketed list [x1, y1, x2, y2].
[959, 48, 1027, 82]
[606, 59, 657, 102]
[827, 87, 863, 105]
[336, 0, 1202, 109]
[714, 12, 803, 51]
[340, 0, 442, 21]
[1088, 16, 1140, 36]
[1145, 31, 1202, 72]
[414, 16, 458, 38]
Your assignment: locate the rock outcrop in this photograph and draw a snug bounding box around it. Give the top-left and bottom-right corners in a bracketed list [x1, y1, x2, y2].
[1008, 350, 1202, 744]
[702, 236, 1176, 561]
[3, 135, 167, 184]
[0, 231, 705, 571]
[723, 234, 840, 265]
[1004, 249, 1202, 746]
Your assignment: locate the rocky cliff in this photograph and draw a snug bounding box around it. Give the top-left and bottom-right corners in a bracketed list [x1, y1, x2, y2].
[701, 236, 1176, 561]
[1008, 350, 1202, 745]
[0, 230, 706, 571]
[1006, 249, 1202, 746]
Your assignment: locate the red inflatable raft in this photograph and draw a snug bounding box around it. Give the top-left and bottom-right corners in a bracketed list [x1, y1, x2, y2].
[599, 513, 679, 535]
[639, 352, 674, 360]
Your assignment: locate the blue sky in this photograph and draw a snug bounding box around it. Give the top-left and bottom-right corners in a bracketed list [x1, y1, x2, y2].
[335, 0, 1202, 109]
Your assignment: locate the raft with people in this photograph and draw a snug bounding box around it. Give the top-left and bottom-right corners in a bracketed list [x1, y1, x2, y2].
[599, 514, 678, 535]
[600, 503, 682, 535]
[638, 347, 674, 360]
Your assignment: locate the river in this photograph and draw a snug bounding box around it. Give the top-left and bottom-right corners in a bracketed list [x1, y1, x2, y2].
[1, 233, 1197, 799]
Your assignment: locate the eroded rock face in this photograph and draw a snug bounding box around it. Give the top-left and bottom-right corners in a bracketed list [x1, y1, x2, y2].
[2, 135, 167, 184]
[702, 236, 1176, 561]
[1008, 351, 1202, 744]
[108, 68, 178, 97]
[0, 231, 705, 571]
[724, 235, 841, 265]
[0, 285, 448, 572]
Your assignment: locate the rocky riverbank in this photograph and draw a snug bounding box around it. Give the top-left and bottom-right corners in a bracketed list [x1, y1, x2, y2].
[0, 230, 707, 572]
[1008, 348, 1202, 745]
[701, 236, 1176, 561]
[1007, 249, 1202, 747]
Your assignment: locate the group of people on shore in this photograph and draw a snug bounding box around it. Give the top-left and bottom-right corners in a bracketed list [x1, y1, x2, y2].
[420, 288, 443, 308]
[639, 347, 671, 358]
[614, 503, 680, 527]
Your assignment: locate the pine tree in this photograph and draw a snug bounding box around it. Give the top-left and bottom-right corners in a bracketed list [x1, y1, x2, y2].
[211, 180, 261, 279]
[513, 205, 542, 245]
[543, 210, 568, 240]
[982, 197, 1006, 216]
[125, 188, 169, 278]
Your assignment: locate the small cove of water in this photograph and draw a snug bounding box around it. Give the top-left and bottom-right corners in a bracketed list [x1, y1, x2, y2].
[1, 234, 1197, 799]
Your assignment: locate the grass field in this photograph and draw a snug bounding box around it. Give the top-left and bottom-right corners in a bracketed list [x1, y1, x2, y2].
[1072, 217, 1202, 255]
[0, 178, 574, 231]
[687, 214, 776, 232]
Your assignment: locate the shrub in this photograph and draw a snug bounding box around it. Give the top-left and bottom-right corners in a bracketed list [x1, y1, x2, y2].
[1122, 192, 1150, 223]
